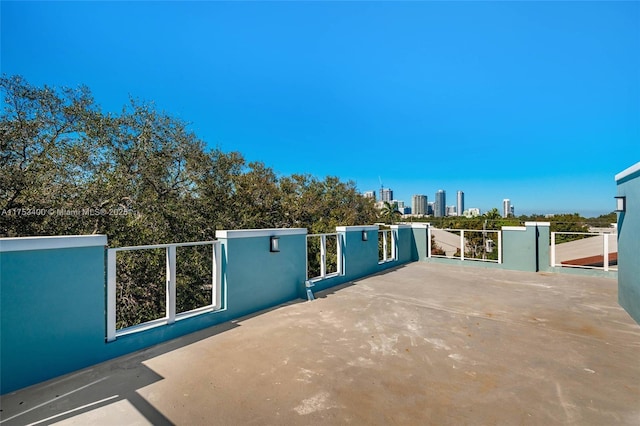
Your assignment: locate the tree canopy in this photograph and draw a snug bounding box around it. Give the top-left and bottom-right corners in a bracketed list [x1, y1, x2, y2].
[0, 75, 378, 244]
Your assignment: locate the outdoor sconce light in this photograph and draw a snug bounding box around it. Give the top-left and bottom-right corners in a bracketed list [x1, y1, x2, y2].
[362, 230, 368, 241]
[270, 236, 280, 252]
[615, 196, 626, 213]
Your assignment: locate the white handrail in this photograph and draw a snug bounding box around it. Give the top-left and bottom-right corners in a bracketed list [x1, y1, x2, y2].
[106, 240, 222, 342]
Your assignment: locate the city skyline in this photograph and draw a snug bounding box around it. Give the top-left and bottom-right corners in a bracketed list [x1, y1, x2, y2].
[2, 2, 638, 218]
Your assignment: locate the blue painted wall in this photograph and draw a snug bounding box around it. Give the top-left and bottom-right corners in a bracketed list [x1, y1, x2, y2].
[395, 226, 414, 264]
[5, 227, 416, 394]
[308, 226, 414, 294]
[0, 231, 310, 394]
[220, 233, 307, 314]
[0, 245, 106, 394]
[617, 164, 640, 325]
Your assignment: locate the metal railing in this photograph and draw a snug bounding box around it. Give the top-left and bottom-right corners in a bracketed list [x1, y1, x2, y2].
[378, 229, 397, 263]
[107, 240, 222, 341]
[306, 233, 343, 281]
[550, 232, 617, 272]
[428, 228, 502, 263]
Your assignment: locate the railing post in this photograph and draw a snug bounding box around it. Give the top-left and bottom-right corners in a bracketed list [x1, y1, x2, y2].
[550, 232, 556, 267]
[106, 249, 117, 342]
[603, 234, 609, 272]
[383, 231, 388, 262]
[427, 226, 432, 258]
[212, 242, 222, 310]
[305, 235, 309, 280]
[497, 230, 502, 264]
[460, 230, 465, 261]
[320, 234, 327, 278]
[166, 245, 176, 325]
[391, 229, 397, 260]
[337, 233, 344, 275]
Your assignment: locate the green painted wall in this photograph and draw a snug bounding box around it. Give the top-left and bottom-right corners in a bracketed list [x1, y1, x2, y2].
[617, 165, 640, 325]
[536, 224, 551, 271]
[410, 225, 429, 261]
[502, 227, 537, 271]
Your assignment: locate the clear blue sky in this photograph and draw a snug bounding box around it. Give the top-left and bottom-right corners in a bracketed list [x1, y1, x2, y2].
[2, 1, 639, 217]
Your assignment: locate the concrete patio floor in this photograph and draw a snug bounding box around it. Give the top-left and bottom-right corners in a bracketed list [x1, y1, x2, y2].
[2, 262, 639, 425]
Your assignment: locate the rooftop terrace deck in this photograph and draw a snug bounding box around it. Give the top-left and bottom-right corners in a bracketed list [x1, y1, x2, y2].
[2, 262, 639, 425]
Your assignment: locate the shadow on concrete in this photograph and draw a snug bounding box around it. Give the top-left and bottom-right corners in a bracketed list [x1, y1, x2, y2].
[0, 299, 309, 426]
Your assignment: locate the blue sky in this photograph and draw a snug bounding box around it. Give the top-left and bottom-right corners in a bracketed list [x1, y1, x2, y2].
[2, 1, 638, 217]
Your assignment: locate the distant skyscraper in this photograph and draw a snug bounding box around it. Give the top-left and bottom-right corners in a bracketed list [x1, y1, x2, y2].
[380, 188, 393, 203]
[427, 202, 434, 216]
[446, 205, 457, 216]
[457, 191, 464, 217]
[412, 195, 428, 216]
[435, 190, 446, 217]
[503, 199, 511, 218]
[364, 191, 376, 200]
[393, 200, 405, 209]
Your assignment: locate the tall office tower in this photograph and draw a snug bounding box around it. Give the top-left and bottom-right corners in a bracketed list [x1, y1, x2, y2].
[412, 195, 428, 216]
[427, 202, 434, 216]
[363, 191, 376, 200]
[457, 191, 464, 217]
[435, 190, 446, 217]
[380, 188, 393, 203]
[503, 199, 511, 218]
[510, 205, 515, 217]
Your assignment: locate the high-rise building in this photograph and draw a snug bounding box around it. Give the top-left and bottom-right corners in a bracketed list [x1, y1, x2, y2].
[427, 202, 434, 216]
[502, 199, 511, 218]
[412, 195, 428, 216]
[446, 205, 457, 216]
[363, 191, 376, 200]
[457, 191, 464, 217]
[393, 200, 405, 210]
[380, 188, 393, 203]
[435, 190, 446, 217]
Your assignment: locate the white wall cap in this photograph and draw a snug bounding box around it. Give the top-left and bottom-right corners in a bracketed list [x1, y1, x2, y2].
[410, 223, 430, 228]
[0, 235, 107, 253]
[502, 226, 527, 231]
[615, 162, 640, 182]
[525, 222, 551, 227]
[216, 228, 307, 239]
[390, 224, 412, 229]
[335, 225, 379, 232]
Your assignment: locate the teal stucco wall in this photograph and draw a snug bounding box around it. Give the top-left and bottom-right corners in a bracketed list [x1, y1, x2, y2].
[410, 224, 429, 261]
[0, 237, 108, 394]
[617, 163, 640, 325]
[502, 226, 537, 271]
[0, 226, 418, 394]
[308, 225, 415, 294]
[217, 229, 307, 314]
[0, 230, 310, 394]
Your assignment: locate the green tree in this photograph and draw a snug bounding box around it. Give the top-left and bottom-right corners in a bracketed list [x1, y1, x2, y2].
[1, 75, 381, 327]
[379, 201, 401, 224]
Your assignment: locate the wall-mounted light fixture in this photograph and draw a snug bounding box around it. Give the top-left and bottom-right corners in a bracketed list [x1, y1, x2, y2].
[361, 230, 368, 241]
[270, 236, 280, 252]
[615, 196, 626, 213]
